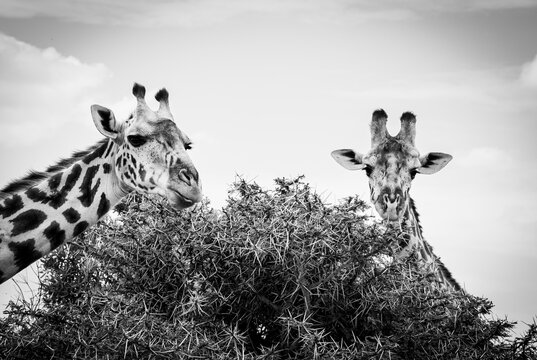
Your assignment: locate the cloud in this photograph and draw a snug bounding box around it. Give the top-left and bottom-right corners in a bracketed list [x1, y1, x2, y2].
[0, 32, 112, 145]
[520, 53, 537, 87]
[1, 0, 536, 27]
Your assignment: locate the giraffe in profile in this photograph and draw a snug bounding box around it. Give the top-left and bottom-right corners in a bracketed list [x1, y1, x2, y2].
[0, 83, 202, 284]
[332, 110, 460, 291]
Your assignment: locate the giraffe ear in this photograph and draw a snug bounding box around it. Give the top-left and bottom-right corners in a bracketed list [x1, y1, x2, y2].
[331, 149, 367, 170]
[417, 152, 452, 174]
[91, 105, 119, 139]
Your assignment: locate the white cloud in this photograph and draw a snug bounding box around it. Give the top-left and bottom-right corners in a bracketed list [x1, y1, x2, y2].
[0, 32, 112, 145]
[521, 53, 537, 87]
[0, 0, 536, 27]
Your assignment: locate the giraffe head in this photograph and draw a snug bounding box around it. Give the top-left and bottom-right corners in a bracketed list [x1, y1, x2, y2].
[332, 110, 452, 221]
[90, 83, 202, 209]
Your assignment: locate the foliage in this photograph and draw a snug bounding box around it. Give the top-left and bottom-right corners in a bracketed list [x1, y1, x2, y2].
[0, 177, 535, 359]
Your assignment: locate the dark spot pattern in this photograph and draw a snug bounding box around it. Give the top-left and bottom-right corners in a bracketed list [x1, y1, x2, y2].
[128, 166, 137, 178]
[0, 139, 108, 199]
[139, 165, 147, 182]
[8, 238, 42, 271]
[0, 194, 24, 219]
[62, 208, 81, 224]
[49, 164, 83, 209]
[102, 163, 112, 174]
[10, 209, 47, 237]
[97, 193, 110, 218]
[73, 221, 89, 237]
[25, 187, 49, 203]
[82, 141, 108, 165]
[43, 221, 66, 251]
[78, 165, 101, 207]
[103, 141, 114, 159]
[27, 164, 83, 210]
[48, 172, 62, 191]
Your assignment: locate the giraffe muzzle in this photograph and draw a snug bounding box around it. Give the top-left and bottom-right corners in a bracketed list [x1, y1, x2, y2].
[166, 168, 202, 209]
[375, 188, 404, 221]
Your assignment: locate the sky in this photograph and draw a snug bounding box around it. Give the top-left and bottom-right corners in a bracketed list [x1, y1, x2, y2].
[0, 0, 536, 337]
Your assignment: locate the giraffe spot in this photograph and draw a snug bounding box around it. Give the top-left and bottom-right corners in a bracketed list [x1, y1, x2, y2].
[103, 141, 114, 159]
[43, 221, 66, 251]
[25, 187, 50, 204]
[48, 172, 62, 191]
[78, 165, 101, 207]
[10, 209, 47, 237]
[8, 238, 42, 270]
[97, 193, 110, 219]
[48, 164, 83, 209]
[62, 208, 81, 224]
[139, 165, 147, 182]
[102, 163, 112, 174]
[0, 194, 24, 219]
[128, 165, 136, 177]
[116, 155, 122, 167]
[82, 137, 108, 164]
[73, 221, 89, 238]
[64, 164, 83, 190]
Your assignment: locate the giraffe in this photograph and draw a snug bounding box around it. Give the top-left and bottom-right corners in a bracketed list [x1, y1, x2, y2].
[0, 83, 202, 284]
[331, 109, 460, 291]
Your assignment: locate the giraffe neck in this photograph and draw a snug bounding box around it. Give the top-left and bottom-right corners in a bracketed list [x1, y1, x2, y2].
[399, 197, 460, 291]
[0, 139, 127, 283]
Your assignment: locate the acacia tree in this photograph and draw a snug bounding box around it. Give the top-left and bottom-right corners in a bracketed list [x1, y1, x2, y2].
[0, 177, 535, 359]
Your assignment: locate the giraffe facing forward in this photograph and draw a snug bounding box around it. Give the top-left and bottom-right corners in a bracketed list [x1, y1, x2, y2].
[332, 110, 460, 291]
[0, 83, 202, 284]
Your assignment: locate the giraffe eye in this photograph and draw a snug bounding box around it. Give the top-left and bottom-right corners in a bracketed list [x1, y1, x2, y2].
[364, 165, 373, 177]
[127, 135, 147, 147]
[184, 143, 192, 150]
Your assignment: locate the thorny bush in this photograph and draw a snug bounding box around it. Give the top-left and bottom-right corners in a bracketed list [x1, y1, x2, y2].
[0, 177, 535, 359]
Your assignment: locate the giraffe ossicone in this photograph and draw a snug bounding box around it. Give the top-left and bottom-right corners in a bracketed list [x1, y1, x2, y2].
[0, 83, 202, 284]
[332, 109, 460, 291]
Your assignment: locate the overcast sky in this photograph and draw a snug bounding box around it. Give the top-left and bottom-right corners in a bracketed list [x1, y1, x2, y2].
[0, 0, 536, 336]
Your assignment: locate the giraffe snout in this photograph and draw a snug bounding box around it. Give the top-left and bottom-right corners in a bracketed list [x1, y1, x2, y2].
[178, 168, 195, 186]
[166, 166, 202, 209]
[378, 188, 404, 221]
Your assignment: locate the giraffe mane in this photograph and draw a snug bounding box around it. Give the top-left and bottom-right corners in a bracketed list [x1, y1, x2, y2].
[408, 197, 461, 290]
[0, 138, 109, 200]
[408, 197, 423, 234]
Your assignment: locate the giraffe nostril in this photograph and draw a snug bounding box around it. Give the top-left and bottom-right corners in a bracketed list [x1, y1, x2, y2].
[178, 169, 192, 186]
